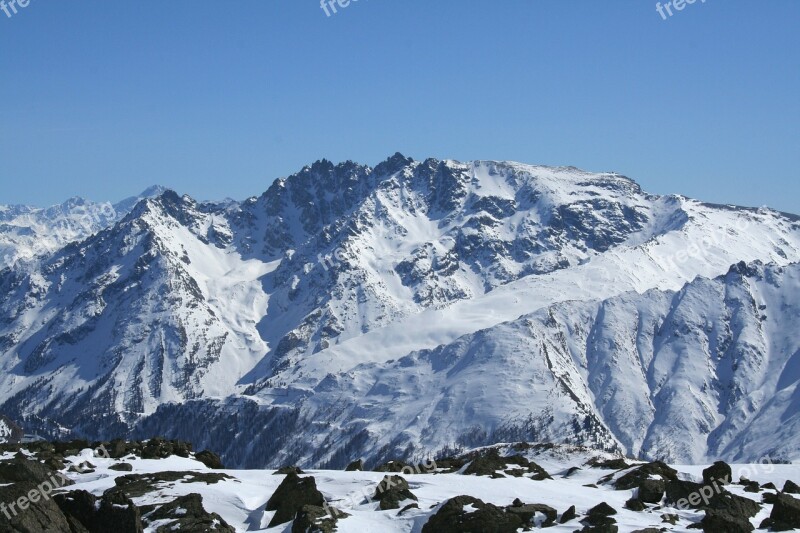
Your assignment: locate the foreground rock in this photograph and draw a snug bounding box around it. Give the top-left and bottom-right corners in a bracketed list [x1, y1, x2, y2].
[580, 501, 618, 531]
[194, 450, 225, 469]
[702, 461, 732, 485]
[699, 508, 754, 533]
[462, 449, 550, 480]
[0, 482, 73, 532]
[613, 461, 678, 491]
[266, 472, 326, 527]
[344, 459, 363, 472]
[105, 471, 232, 499]
[422, 496, 523, 533]
[292, 504, 349, 533]
[141, 493, 235, 532]
[0, 455, 74, 487]
[764, 493, 800, 531]
[372, 475, 418, 511]
[54, 490, 143, 533]
[505, 499, 557, 527]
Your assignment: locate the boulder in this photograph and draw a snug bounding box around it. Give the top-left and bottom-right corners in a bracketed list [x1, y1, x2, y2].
[291, 504, 348, 533]
[589, 458, 631, 470]
[665, 479, 704, 508]
[344, 459, 363, 472]
[421, 496, 523, 533]
[372, 475, 418, 511]
[105, 471, 233, 499]
[141, 438, 192, 459]
[783, 480, 800, 494]
[580, 502, 618, 530]
[768, 493, 800, 530]
[505, 501, 557, 527]
[702, 461, 732, 485]
[560, 504, 577, 523]
[624, 498, 646, 511]
[265, 472, 325, 527]
[274, 466, 304, 475]
[705, 491, 760, 518]
[462, 449, 550, 480]
[109, 462, 134, 472]
[638, 478, 665, 504]
[0, 482, 74, 532]
[614, 461, 678, 491]
[195, 450, 224, 469]
[0, 455, 74, 486]
[699, 509, 754, 533]
[142, 493, 234, 532]
[54, 489, 143, 533]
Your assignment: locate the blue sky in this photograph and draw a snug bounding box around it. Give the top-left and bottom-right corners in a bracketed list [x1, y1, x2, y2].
[1, 1, 798, 212]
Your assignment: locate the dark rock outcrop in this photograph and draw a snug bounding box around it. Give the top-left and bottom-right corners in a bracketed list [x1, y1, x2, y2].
[783, 480, 800, 494]
[767, 493, 800, 530]
[462, 449, 550, 480]
[505, 499, 557, 527]
[141, 493, 234, 532]
[195, 450, 224, 469]
[265, 472, 325, 527]
[638, 478, 666, 504]
[54, 489, 143, 533]
[291, 504, 348, 533]
[0, 482, 73, 532]
[614, 461, 678, 491]
[699, 509, 754, 533]
[421, 496, 522, 533]
[372, 475, 418, 511]
[702, 461, 732, 485]
[344, 459, 363, 472]
[0, 455, 74, 486]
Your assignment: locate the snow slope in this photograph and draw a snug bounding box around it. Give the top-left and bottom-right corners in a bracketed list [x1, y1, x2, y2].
[24, 443, 800, 533]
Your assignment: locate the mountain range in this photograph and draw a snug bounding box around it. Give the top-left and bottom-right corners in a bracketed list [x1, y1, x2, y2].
[1, 154, 798, 468]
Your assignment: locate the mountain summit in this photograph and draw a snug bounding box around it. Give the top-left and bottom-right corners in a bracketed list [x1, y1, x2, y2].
[1, 156, 799, 467]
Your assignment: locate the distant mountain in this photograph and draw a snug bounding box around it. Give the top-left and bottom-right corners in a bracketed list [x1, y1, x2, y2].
[0, 185, 166, 269]
[1, 155, 799, 467]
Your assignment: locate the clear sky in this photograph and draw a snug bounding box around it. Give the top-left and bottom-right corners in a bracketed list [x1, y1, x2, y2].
[1, 1, 798, 213]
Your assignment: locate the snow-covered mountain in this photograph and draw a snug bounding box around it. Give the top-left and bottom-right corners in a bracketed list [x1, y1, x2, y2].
[1, 155, 799, 467]
[0, 185, 166, 269]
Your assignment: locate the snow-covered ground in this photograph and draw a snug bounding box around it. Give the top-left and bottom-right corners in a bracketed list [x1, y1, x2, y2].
[35, 444, 799, 532]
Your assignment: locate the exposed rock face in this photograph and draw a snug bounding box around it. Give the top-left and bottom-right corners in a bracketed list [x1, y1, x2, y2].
[768, 493, 800, 530]
[141, 493, 235, 532]
[703, 461, 732, 485]
[421, 496, 523, 533]
[265, 473, 326, 527]
[2, 157, 800, 470]
[291, 504, 348, 533]
[0, 455, 74, 487]
[637, 478, 666, 504]
[700, 509, 754, 533]
[0, 482, 74, 532]
[54, 490, 143, 533]
[344, 459, 363, 472]
[372, 475, 418, 511]
[462, 449, 550, 480]
[613, 462, 678, 491]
